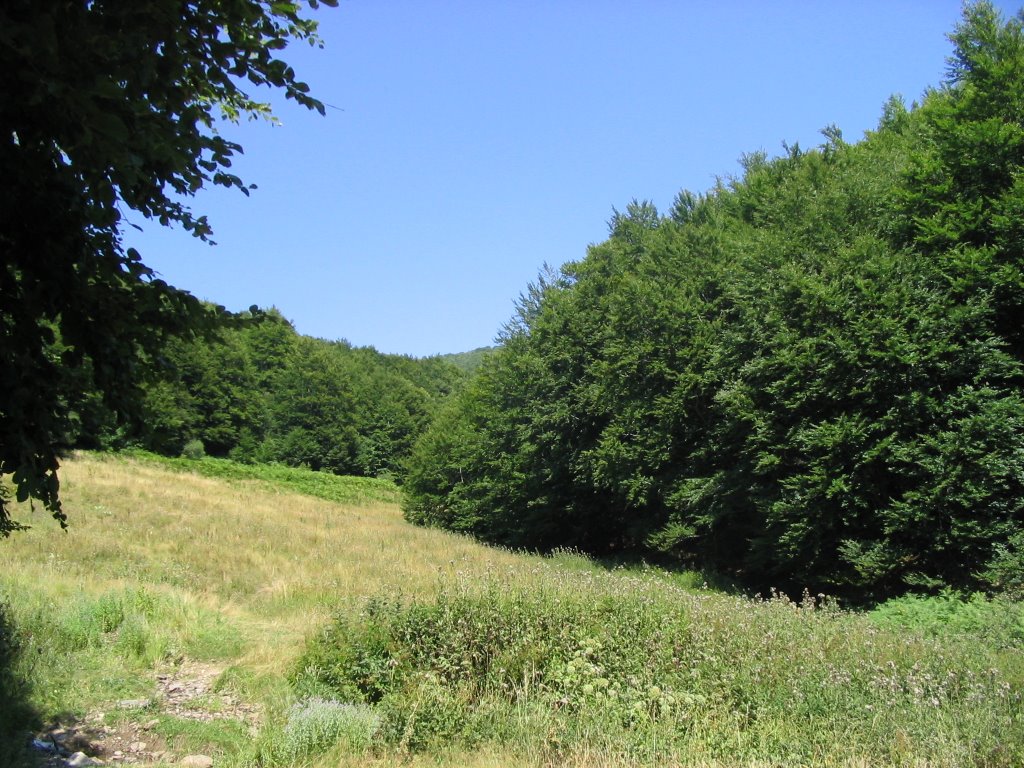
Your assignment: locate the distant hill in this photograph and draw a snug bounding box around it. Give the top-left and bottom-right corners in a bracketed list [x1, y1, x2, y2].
[436, 345, 496, 375]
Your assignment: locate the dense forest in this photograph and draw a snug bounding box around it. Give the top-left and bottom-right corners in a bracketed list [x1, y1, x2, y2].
[70, 309, 467, 479]
[402, 4, 1024, 602]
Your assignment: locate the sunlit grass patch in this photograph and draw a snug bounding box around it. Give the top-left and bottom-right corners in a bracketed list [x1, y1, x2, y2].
[120, 450, 402, 507]
[0, 453, 534, 764]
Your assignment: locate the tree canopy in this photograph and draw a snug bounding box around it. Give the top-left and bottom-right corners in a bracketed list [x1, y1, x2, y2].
[57, 303, 465, 483]
[1, 0, 336, 533]
[403, 3, 1024, 601]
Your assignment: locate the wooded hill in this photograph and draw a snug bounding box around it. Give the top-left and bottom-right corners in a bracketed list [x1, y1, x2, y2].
[402, 4, 1024, 602]
[71, 309, 466, 479]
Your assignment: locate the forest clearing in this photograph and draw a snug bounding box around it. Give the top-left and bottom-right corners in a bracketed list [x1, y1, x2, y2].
[5, 4, 1024, 766]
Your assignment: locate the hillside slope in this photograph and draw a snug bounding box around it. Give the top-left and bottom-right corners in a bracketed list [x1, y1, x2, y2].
[0, 453, 1021, 767]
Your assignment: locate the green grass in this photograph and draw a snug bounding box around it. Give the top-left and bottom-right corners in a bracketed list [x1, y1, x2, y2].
[0, 452, 530, 767]
[0, 583, 242, 720]
[258, 698, 380, 762]
[0, 598, 34, 766]
[122, 449, 402, 506]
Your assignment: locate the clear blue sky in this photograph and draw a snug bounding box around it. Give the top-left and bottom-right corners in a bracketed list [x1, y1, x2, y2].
[126, 1, 1022, 358]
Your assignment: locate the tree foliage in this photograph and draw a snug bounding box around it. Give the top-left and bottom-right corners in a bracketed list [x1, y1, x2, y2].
[1, 0, 336, 533]
[404, 3, 1024, 601]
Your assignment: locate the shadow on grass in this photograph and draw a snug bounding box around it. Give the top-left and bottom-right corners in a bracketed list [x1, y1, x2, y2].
[603, 553, 744, 593]
[0, 599, 40, 768]
[544, 546, 744, 595]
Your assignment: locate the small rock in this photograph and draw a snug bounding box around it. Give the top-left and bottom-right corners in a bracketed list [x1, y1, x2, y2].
[67, 751, 103, 767]
[129, 742, 146, 753]
[180, 755, 213, 768]
[142, 719, 159, 731]
[117, 699, 151, 710]
[31, 738, 56, 753]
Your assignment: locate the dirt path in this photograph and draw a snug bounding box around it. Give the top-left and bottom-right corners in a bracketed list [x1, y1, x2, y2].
[28, 660, 259, 767]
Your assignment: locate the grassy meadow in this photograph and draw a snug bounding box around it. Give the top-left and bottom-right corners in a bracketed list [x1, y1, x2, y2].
[1, 452, 1022, 767]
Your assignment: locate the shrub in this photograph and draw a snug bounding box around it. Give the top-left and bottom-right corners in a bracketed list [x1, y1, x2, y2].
[869, 590, 1024, 649]
[376, 674, 469, 752]
[180, 438, 206, 460]
[278, 698, 380, 759]
[982, 531, 1024, 599]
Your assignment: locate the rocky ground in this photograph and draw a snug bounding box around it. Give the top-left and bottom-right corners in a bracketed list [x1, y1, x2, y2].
[26, 661, 259, 768]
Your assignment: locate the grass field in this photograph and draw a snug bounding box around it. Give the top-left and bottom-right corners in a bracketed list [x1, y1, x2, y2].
[1, 452, 1022, 767]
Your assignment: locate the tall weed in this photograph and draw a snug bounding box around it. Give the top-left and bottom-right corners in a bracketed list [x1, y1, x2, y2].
[268, 698, 380, 761]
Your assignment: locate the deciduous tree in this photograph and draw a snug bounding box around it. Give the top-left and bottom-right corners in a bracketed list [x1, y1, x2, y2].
[1, 0, 336, 533]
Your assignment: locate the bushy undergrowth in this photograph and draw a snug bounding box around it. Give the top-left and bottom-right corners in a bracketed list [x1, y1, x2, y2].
[294, 568, 1023, 766]
[0, 586, 176, 761]
[981, 530, 1024, 599]
[869, 591, 1024, 650]
[180, 438, 206, 461]
[121, 450, 401, 506]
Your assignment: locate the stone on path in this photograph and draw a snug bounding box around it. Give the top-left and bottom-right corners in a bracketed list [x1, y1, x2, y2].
[116, 699, 151, 710]
[31, 738, 57, 753]
[180, 755, 213, 768]
[67, 751, 103, 767]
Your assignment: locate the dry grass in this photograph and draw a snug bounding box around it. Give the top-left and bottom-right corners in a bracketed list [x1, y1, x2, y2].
[0, 453, 538, 766]
[4, 453, 523, 660]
